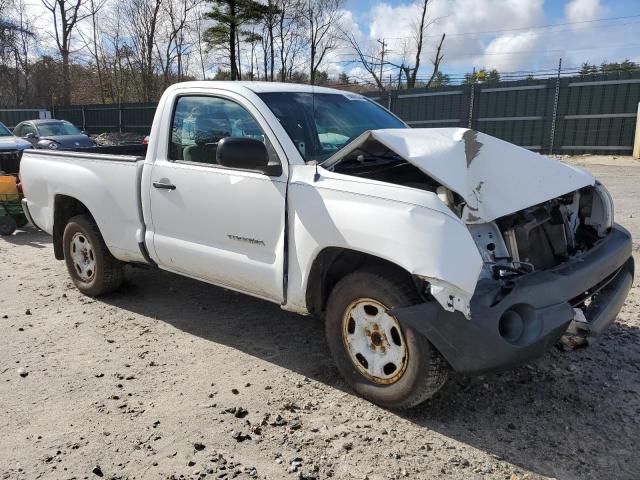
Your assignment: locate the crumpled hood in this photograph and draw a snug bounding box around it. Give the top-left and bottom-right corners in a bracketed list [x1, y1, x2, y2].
[325, 128, 595, 223]
[0, 136, 32, 150]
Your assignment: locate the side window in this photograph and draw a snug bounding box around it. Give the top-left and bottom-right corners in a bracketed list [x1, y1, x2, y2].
[14, 124, 23, 136]
[169, 96, 267, 166]
[21, 124, 36, 137]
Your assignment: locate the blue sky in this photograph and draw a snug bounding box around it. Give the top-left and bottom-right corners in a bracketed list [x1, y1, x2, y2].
[332, 0, 640, 80]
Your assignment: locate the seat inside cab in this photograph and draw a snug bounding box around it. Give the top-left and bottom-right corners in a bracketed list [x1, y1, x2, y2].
[182, 115, 230, 164]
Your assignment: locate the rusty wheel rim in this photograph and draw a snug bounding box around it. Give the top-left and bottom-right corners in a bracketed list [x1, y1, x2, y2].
[70, 232, 96, 282]
[341, 298, 408, 385]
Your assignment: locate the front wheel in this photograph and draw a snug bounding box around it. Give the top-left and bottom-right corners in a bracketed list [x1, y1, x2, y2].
[62, 215, 124, 296]
[325, 267, 449, 409]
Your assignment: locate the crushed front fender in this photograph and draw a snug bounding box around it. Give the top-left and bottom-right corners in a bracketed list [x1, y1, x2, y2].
[391, 225, 633, 375]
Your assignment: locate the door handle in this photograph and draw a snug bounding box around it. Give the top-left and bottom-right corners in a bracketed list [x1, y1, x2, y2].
[153, 181, 176, 190]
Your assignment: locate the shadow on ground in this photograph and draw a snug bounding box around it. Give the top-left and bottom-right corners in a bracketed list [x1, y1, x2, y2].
[98, 265, 640, 480]
[1, 226, 51, 248]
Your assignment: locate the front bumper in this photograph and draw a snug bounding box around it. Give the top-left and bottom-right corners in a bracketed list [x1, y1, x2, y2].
[392, 224, 634, 375]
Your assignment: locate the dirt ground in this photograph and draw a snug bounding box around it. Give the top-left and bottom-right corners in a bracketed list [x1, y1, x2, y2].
[1, 157, 639, 480]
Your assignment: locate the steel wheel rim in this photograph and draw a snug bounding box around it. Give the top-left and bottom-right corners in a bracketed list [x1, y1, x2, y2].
[341, 298, 408, 385]
[70, 232, 96, 282]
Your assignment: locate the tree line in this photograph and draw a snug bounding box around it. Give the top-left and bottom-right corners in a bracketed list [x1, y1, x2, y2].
[0, 0, 455, 107]
[3, 0, 640, 109]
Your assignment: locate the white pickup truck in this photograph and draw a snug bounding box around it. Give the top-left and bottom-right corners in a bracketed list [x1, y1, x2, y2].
[20, 82, 634, 408]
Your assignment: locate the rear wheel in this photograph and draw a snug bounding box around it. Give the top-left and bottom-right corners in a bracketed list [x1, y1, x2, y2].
[14, 215, 28, 228]
[325, 267, 449, 409]
[62, 215, 124, 296]
[0, 215, 17, 236]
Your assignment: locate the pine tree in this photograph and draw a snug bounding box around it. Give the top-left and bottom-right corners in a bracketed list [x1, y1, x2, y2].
[203, 0, 267, 80]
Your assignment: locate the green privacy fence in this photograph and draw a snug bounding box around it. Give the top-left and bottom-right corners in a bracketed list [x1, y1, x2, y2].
[0, 109, 52, 128]
[365, 72, 640, 155]
[48, 71, 640, 155]
[51, 102, 158, 135]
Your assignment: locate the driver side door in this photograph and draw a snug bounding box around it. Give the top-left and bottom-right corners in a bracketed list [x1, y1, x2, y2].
[148, 94, 288, 303]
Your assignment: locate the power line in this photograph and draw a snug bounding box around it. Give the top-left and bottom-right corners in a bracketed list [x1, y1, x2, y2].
[381, 13, 640, 40]
[332, 40, 640, 66]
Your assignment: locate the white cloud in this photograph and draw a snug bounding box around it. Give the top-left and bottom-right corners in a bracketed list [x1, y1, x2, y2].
[345, 0, 637, 76]
[565, 0, 609, 23]
[322, 8, 362, 77]
[363, 0, 546, 72]
[479, 31, 541, 71]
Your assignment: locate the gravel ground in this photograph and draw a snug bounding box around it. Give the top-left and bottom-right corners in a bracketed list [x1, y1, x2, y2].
[1, 158, 639, 480]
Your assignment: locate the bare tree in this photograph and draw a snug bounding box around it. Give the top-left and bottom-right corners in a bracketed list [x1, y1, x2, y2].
[276, 0, 303, 82]
[192, 2, 210, 79]
[424, 33, 445, 87]
[41, 0, 91, 104]
[406, 0, 430, 88]
[76, 0, 108, 102]
[157, 0, 200, 87]
[97, 3, 127, 103]
[261, 0, 278, 81]
[124, 0, 163, 101]
[341, 30, 386, 90]
[399, 0, 444, 89]
[302, 0, 342, 84]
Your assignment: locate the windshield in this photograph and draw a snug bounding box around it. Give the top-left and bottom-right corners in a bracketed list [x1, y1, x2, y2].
[257, 92, 406, 162]
[38, 121, 82, 136]
[0, 122, 12, 137]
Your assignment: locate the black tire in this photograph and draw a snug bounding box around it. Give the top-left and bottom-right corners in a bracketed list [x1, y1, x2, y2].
[14, 215, 28, 228]
[325, 267, 449, 409]
[0, 215, 17, 236]
[62, 214, 124, 296]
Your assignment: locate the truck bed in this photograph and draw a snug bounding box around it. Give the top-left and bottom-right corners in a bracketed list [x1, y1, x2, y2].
[70, 144, 148, 157]
[20, 148, 147, 263]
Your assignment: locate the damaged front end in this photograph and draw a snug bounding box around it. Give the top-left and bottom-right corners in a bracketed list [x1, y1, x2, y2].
[324, 127, 633, 373]
[470, 182, 614, 281]
[394, 184, 633, 374]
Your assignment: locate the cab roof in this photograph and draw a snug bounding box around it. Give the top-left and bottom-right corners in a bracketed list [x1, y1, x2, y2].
[170, 81, 350, 96]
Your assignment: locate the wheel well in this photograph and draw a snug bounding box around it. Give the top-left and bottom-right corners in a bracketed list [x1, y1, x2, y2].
[53, 195, 90, 260]
[305, 247, 417, 315]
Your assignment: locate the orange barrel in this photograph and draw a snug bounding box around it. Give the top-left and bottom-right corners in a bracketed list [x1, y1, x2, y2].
[0, 175, 19, 201]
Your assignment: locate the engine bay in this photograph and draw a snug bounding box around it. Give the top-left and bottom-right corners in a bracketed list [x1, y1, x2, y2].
[330, 145, 612, 279]
[472, 185, 613, 280]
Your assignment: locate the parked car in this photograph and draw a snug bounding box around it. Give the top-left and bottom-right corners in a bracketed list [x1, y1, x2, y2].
[14, 119, 95, 150]
[19, 82, 633, 408]
[0, 121, 32, 174]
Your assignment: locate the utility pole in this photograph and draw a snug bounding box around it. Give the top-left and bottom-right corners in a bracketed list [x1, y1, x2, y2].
[377, 38, 388, 89]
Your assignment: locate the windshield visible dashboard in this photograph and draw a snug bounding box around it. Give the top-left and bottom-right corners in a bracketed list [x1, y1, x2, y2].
[257, 91, 406, 163]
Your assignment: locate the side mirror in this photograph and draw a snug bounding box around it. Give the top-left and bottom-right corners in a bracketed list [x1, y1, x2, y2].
[216, 137, 281, 176]
[24, 132, 37, 139]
